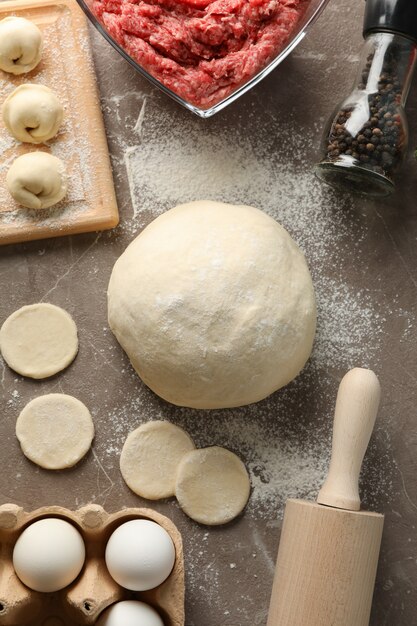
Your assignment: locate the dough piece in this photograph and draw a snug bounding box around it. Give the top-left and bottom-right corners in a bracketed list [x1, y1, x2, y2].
[108, 200, 317, 409]
[2, 84, 64, 144]
[120, 420, 196, 500]
[175, 446, 251, 525]
[0, 17, 43, 75]
[16, 394, 94, 469]
[6, 152, 67, 209]
[0, 303, 78, 379]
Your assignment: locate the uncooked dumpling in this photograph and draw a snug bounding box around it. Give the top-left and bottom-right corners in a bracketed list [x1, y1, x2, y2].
[16, 394, 94, 470]
[120, 421, 196, 500]
[0, 17, 43, 75]
[0, 303, 78, 379]
[175, 447, 251, 525]
[3, 84, 64, 144]
[6, 152, 67, 209]
[108, 201, 316, 409]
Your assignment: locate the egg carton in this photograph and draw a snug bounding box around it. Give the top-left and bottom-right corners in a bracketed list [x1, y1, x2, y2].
[0, 503, 184, 626]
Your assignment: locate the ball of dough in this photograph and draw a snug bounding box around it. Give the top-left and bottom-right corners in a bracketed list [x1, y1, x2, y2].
[175, 447, 251, 525]
[108, 201, 316, 409]
[0, 303, 78, 379]
[120, 421, 196, 500]
[0, 17, 43, 75]
[2, 84, 64, 144]
[6, 152, 67, 209]
[16, 394, 94, 470]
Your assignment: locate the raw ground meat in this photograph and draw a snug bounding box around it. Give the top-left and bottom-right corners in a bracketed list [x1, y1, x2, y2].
[92, 0, 307, 108]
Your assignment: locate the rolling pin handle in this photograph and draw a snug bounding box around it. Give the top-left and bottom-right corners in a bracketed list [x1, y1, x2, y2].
[317, 368, 381, 512]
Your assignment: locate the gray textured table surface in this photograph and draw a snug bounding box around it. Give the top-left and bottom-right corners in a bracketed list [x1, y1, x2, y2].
[1, 0, 417, 624]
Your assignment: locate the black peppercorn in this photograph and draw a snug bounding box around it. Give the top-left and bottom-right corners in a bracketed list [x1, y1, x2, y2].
[316, 26, 417, 196]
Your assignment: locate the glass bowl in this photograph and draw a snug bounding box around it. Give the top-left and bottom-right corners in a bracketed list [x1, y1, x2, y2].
[77, 0, 330, 118]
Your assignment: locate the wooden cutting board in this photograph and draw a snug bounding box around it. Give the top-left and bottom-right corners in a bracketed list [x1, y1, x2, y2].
[0, 0, 119, 246]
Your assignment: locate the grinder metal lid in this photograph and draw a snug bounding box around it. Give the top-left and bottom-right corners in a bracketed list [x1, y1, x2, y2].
[363, 0, 417, 45]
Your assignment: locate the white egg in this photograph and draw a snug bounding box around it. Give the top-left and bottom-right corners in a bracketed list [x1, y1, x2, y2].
[97, 600, 164, 626]
[13, 518, 85, 592]
[105, 519, 175, 591]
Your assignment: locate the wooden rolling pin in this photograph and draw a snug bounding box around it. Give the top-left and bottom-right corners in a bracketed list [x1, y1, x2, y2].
[267, 368, 384, 626]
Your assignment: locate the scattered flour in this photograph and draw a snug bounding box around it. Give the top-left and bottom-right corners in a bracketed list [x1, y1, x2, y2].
[96, 93, 403, 524]
[0, 21, 408, 626]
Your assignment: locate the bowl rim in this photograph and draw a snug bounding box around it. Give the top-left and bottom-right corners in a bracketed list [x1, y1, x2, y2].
[77, 0, 332, 118]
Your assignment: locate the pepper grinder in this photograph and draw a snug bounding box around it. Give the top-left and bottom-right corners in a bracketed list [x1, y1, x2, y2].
[316, 0, 417, 197]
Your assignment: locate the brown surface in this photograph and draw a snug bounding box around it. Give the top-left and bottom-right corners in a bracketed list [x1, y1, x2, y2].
[0, 0, 417, 625]
[0, 503, 184, 625]
[0, 0, 119, 245]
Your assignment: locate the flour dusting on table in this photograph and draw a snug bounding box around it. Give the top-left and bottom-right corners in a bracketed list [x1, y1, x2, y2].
[0, 29, 408, 622]
[91, 91, 404, 617]
[97, 91, 401, 523]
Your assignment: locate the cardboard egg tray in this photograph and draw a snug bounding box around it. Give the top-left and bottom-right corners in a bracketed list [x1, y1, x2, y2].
[0, 503, 184, 626]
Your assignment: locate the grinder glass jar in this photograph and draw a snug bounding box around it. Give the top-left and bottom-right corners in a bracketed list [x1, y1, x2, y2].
[316, 31, 417, 196]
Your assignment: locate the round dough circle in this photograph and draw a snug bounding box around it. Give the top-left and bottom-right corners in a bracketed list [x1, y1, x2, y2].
[175, 446, 251, 525]
[6, 152, 67, 209]
[120, 420, 196, 500]
[0, 303, 78, 379]
[16, 394, 94, 469]
[0, 17, 43, 75]
[108, 201, 316, 409]
[2, 84, 64, 144]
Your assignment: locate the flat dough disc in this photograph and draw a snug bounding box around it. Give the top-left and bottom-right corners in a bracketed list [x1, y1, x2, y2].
[0, 303, 78, 379]
[120, 420, 196, 500]
[16, 394, 94, 470]
[175, 446, 251, 525]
